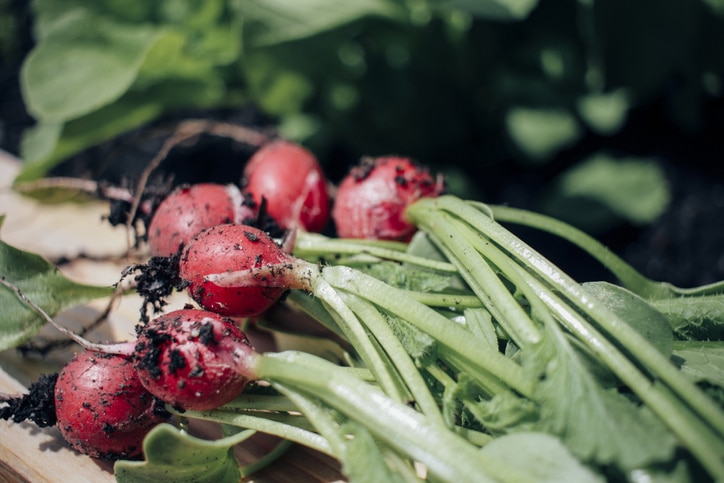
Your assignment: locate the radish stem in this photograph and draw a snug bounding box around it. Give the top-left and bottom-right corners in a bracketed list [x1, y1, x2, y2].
[322, 265, 535, 398]
[408, 195, 724, 479]
[256, 351, 534, 483]
[488, 204, 724, 298]
[173, 407, 334, 457]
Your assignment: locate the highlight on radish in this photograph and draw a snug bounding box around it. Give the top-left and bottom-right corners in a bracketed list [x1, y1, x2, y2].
[178, 224, 292, 318]
[331, 156, 444, 241]
[242, 139, 331, 233]
[146, 183, 257, 257]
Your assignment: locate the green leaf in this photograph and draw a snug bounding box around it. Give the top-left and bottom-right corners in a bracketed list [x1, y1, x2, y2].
[244, 54, 315, 116]
[407, 231, 454, 265]
[651, 295, 724, 342]
[673, 341, 724, 387]
[505, 107, 582, 162]
[480, 432, 604, 483]
[135, 27, 232, 86]
[525, 322, 677, 470]
[463, 308, 498, 349]
[382, 312, 437, 367]
[239, 0, 404, 47]
[543, 153, 670, 231]
[18, 121, 63, 167]
[431, 0, 540, 21]
[363, 261, 455, 293]
[339, 420, 408, 483]
[466, 390, 539, 435]
[135, 29, 212, 84]
[20, 9, 159, 122]
[702, 0, 724, 16]
[17, 92, 165, 182]
[30, 0, 155, 38]
[114, 423, 250, 483]
[0, 216, 112, 350]
[582, 281, 674, 357]
[576, 89, 630, 135]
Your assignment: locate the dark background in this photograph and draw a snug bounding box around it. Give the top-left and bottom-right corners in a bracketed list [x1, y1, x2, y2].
[2, 0, 723, 288]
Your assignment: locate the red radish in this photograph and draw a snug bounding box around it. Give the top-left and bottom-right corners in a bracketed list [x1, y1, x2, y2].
[242, 140, 331, 232]
[54, 350, 165, 460]
[179, 224, 290, 317]
[332, 156, 444, 242]
[147, 183, 256, 257]
[134, 309, 258, 411]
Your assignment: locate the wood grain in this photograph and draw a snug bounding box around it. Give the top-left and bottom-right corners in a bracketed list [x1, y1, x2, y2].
[0, 150, 344, 482]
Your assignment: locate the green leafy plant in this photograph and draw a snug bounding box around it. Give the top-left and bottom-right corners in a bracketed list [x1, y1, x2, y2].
[114, 424, 266, 482]
[14, 0, 722, 232]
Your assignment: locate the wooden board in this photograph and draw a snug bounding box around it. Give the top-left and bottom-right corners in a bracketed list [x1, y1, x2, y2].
[0, 150, 344, 482]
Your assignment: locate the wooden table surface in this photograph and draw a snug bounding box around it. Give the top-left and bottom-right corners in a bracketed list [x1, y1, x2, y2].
[0, 150, 344, 482]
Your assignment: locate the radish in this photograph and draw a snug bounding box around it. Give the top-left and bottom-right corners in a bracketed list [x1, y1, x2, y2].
[134, 309, 256, 411]
[332, 156, 444, 241]
[0, 350, 166, 460]
[146, 183, 257, 257]
[179, 223, 290, 318]
[54, 350, 166, 459]
[242, 139, 331, 232]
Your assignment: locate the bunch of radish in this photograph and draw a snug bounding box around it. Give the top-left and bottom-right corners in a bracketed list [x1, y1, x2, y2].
[4, 129, 724, 483]
[1, 137, 445, 462]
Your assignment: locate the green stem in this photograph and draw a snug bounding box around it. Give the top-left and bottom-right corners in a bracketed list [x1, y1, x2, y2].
[337, 290, 447, 426]
[272, 384, 352, 463]
[438, 349, 511, 397]
[172, 408, 334, 457]
[453, 214, 562, 333]
[285, 289, 347, 339]
[223, 393, 302, 412]
[424, 212, 543, 346]
[401, 289, 483, 308]
[310, 272, 411, 404]
[322, 264, 535, 399]
[277, 383, 425, 483]
[488, 204, 724, 298]
[295, 231, 457, 273]
[412, 195, 724, 438]
[256, 351, 535, 483]
[297, 231, 410, 252]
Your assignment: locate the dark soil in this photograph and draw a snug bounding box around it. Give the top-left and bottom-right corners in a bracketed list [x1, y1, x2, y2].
[0, 373, 58, 427]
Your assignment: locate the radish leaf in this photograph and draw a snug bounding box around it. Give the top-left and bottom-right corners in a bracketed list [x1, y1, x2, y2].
[673, 341, 724, 387]
[583, 281, 674, 357]
[432, 0, 539, 21]
[238, 0, 404, 47]
[526, 322, 677, 470]
[543, 153, 670, 231]
[480, 432, 604, 482]
[114, 423, 249, 483]
[20, 10, 158, 123]
[0, 215, 112, 350]
[652, 294, 724, 341]
[340, 420, 409, 483]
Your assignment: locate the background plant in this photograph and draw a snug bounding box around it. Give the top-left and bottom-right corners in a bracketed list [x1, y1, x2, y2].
[1, 0, 723, 282]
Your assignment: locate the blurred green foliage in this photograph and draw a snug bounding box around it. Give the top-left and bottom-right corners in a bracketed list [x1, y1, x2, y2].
[5, 0, 724, 229]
